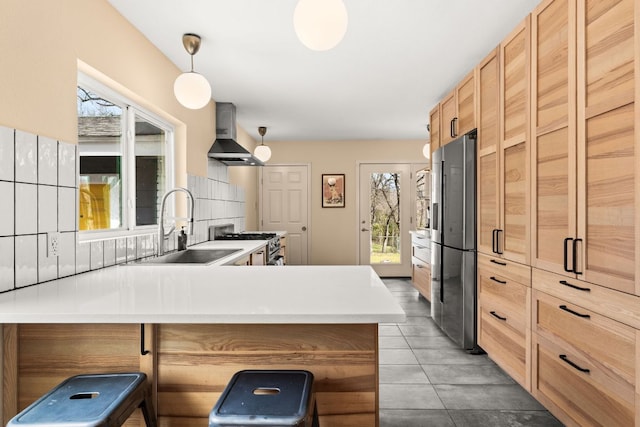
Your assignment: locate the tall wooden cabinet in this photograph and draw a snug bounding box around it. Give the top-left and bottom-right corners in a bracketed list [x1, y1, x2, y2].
[477, 17, 530, 265]
[439, 71, 476, 147]
[429, 103, 441, 158]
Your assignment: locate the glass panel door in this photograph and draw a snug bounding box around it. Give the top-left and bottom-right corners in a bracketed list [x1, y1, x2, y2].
[359, 163, 411, 277]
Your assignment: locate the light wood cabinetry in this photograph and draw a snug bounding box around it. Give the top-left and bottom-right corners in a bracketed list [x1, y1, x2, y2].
[575, 0, 639, 296]
[477, 48, 501, 256]
[440, 71, 476, 147]
[410, 233, 431, 300]
[476, 17, 530, 265]
[156, 323, 378, 427]
[429, 103, 441, 159]
[532, 285, 636, 426]
[2, 324, 151, 427]
[477, 253, 531, 389]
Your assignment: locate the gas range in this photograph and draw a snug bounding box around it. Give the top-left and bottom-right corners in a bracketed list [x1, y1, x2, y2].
[212, 227, 282, 265]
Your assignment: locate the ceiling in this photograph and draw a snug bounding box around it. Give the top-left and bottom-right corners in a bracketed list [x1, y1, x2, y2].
[107, 0, 539, 142]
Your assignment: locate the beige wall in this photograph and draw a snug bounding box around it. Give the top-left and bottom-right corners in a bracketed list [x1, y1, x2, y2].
[267, 139, 427, 265]
[0, 0, 258, 212]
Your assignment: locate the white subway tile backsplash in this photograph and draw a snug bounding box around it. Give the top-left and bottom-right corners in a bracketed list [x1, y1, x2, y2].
[38, 233, 58, 282]
[58, 232, 75, 277]
[38, 136, 58, 185]
[76, 240, 91, 274]
[0, 181, 14, 236]
[0, 236, 14, 292]
[15, 130, 37, 184]
[58, 141, 76, 187]
[15, 234, 37, 288]
[116, 238, 127, 264]
[38, 185, 58, 233]
[103, 239, 116, 267]
[15, 183, 37, 235]
[0, 126, 14, 181]
[90, 241, 104, 270]
[58, 187, 76, 232]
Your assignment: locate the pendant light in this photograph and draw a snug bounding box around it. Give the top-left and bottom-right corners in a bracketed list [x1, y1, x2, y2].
[254, 126, 272, 162]
[293, 0, 348, 51]
[174, 33, 212, 109]
[423, 124, 431, 159]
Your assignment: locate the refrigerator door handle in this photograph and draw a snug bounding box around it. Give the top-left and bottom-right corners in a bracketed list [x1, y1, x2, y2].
[432, 203, 439, 231]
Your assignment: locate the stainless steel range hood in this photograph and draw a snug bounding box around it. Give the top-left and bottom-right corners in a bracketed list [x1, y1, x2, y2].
[208, 102, 264, 166]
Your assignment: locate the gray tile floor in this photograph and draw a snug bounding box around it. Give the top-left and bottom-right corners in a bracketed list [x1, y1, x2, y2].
[379, 278, 564, 427]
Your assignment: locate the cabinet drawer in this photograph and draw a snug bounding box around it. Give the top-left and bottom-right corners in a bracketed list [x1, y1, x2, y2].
[532, 268, 640, 329]
[412, 244, 430, 263]
[478, 271, 529, 331]
[412, 257, 431, 301]
[532, 333, 635, 427]
[533, 290, 635, 388]
[478, 305, 528, 389]
[478, 252, 531, 285]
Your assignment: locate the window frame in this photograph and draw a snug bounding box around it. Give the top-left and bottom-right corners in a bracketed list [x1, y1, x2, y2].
[77, 73, 175, 241]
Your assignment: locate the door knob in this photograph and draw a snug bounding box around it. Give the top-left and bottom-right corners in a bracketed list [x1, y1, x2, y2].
[302, 226, 307, 231]
[361, 228, 370, 232]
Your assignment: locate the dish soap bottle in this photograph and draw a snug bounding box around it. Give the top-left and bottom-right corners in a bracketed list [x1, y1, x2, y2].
[178, 227, 187, 251]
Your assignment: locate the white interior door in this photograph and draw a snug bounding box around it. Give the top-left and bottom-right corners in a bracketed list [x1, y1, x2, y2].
[261, 165, 309, 265]
[359, 163, 411, 277]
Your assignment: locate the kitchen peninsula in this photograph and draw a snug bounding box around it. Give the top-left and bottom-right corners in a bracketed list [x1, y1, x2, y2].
[0, 264, 404, 427]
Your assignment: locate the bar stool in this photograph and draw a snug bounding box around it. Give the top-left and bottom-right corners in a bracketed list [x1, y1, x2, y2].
[6, 373, 156, 427]
[209, 370, 319, 427]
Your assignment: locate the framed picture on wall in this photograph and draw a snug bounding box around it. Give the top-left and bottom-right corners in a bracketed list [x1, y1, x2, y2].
[322, 174, 345, 208]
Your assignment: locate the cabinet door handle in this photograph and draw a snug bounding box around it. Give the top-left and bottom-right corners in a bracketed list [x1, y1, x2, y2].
[450, 117, 458, 138]
[490, 311, 507, 321]
[559, 280, 591, 292]
[140, 324, 150, 356]
[563, 237, 574, 272]
[559, 354, 590, 373]
[573, 238, 583, 275]
[416, 264, 423, 269]
[559, 305, 591, 319]
[496, 229, 504, 254]
[492, 229, 498, 253]
[490, 276, 507, 284]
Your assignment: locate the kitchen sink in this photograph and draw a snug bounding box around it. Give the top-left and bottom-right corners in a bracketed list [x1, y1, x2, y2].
[132, 248, 242, 265]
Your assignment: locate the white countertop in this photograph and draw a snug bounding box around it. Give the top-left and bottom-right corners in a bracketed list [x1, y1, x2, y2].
[0, 256, 405, 324]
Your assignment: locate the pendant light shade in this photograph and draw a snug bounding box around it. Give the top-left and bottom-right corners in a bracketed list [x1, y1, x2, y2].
[174, 33, 212, 109]
[293, 0, 348, 51]
[254, 126, 272, 162]
[422, 143, 431, 159]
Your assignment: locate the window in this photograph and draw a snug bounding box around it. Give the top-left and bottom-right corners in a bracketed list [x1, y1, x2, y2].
[77, 75, 174, 236]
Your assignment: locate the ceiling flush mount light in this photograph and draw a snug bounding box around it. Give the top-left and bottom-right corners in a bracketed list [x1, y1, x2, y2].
[254, 126, 272, 162]
[174, 33, 212, 109]
[293, 0, 348, 51]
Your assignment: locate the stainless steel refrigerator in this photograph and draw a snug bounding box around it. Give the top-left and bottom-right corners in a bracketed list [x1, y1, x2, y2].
[430, 130, 479, 352]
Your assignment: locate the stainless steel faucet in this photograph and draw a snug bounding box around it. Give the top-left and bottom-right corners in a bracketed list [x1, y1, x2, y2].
[158, 187, 194, 256]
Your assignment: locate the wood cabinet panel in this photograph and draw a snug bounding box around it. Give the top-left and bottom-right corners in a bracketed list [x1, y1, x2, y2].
[3, 324, 147, 427]
[440, 91, 457, 145]
[532, 267, 640, 330]
[583, 0, 635, 110]
[502, 141, 528, 262]
[411, 257, 431, 300]
[534, 290, 635, 386]
[156, 324, 378, 427]
[456, 71, 476, 137]
[580, 103, 636, 294]
[533, 333, 635, 427]
[477, 49, 501, 256]
[429, 104, 441, 157]
[477, 254, 531, 389]
[502, 19, 530, 143]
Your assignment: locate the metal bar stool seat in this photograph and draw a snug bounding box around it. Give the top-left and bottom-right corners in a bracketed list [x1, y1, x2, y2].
[209, 370, 319, 427]
[6, 373, 156, 427]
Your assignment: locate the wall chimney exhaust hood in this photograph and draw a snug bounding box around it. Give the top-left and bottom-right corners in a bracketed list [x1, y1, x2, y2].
[208, 102, 264, 166]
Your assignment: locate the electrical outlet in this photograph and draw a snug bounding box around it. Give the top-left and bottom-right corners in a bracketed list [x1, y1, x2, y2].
[48, 232, 60, 257]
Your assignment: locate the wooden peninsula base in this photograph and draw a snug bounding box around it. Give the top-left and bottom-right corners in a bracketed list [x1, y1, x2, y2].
[3, 323, 379, 427]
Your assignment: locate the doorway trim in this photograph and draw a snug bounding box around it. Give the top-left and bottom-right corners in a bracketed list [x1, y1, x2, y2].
[258, 163, 312, 264]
